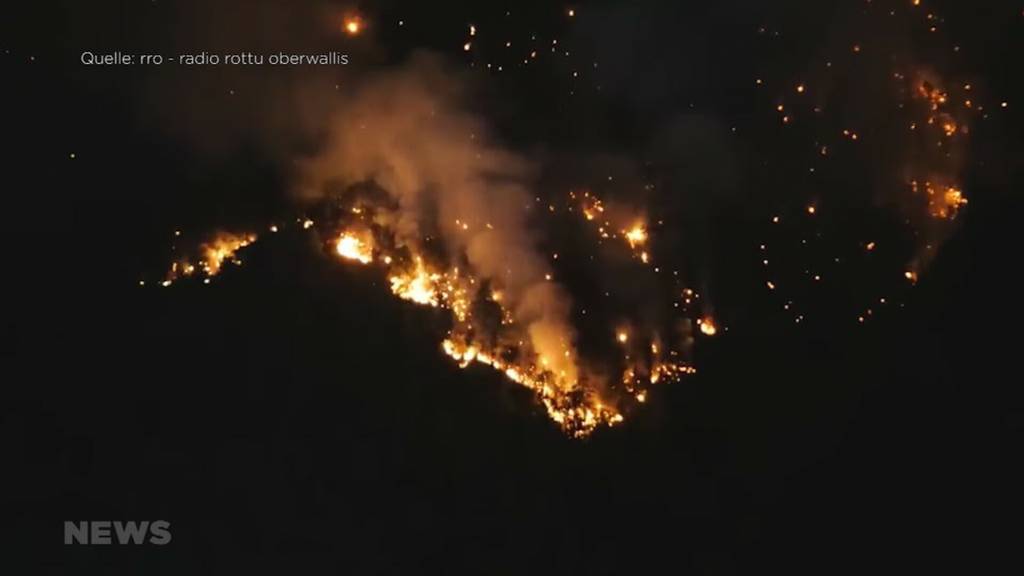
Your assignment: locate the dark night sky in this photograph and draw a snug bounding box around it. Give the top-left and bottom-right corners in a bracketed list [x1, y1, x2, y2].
[3, 1, 1024, 573]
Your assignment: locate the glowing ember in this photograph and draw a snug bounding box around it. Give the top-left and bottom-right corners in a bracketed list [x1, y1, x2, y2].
[625, 224, 648, 248]
[344, 17, 362, 35]
[938, 186, 969, 219]
[911, 180, 969, 220]
[698, 317, 718, 336]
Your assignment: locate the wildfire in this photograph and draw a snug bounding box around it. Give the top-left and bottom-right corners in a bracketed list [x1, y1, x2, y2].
[164, 231, 258, 285]
[335, 232, 373, 264]
[442, 338, 624, 437]
[151, 197, 709, 437]
[326, 216, 634, 435]
[148, 74, 713, 438]
[201, 233, 256, 275]
[389, 258, 441, 307]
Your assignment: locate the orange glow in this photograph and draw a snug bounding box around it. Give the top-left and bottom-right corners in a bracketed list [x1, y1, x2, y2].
[156, 177, 704, 439]
[625, 224, 648, 247]
[344, 16, 362, 35]
[698, 317, 718, 336]
[335, 231, 373, 264]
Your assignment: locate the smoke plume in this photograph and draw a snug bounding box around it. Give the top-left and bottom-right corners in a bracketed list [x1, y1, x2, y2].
[298, 55, 581, 388]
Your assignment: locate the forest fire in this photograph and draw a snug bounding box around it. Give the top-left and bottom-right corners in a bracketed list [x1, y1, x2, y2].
[163, 231, 257, 285]
[144, 0, 985, 438]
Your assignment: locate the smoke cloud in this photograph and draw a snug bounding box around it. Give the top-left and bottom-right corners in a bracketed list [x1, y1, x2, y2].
[298, 55, 580, 384]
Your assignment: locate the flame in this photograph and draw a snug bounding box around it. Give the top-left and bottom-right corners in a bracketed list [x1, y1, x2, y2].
[201, 233, 256, 275]
[578, 192, 605, 221]
[329, 217, 634, 435]
[154, 207, 704, 437]
[625, 224, 648, 248]
[572, 192, 655, 263]
[343, 16, 362, 35]
[389, 258, 441, 307]
[150, 104, 714, 438]
[442, 338, 624, 437]
[145, 4, 984, 438]
[328, 212, 696, 435]
[335, 232, 373, 264]
[698, 317, 718, 336]
[938, 186, 969, 219]
[164, 231, 258, 285]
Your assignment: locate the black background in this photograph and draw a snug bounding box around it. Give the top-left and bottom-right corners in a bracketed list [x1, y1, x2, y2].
[3, 1, 1023, 573]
